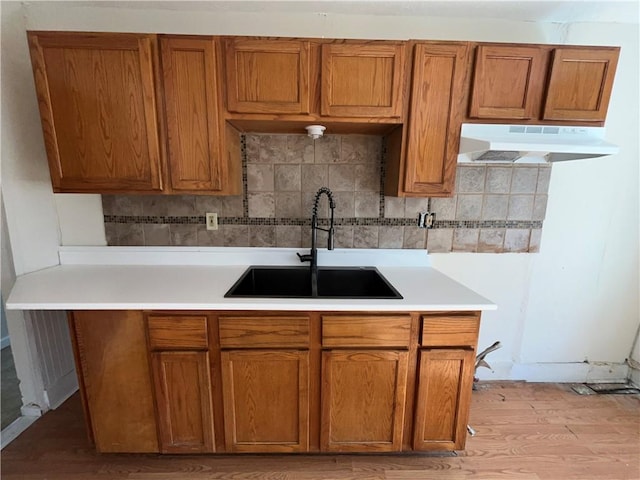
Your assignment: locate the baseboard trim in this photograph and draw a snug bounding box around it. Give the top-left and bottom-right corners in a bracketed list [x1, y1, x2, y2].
[628, 358, 640, 387]
[44, 370, 79, 410]
[476, 361, 629, 383]
[0, 335, 10, 349]
[1, 415, 38, 450]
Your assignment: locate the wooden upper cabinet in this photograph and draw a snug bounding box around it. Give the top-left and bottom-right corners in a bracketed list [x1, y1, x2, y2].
[402, 43, 468, 196]
[543, 47, 619, 122]
[160, 37, 224, 193]
[321, 42, 405, 118]
[27, 32, 163, 193]
[469, 45, 546, 120]
[224, 39, 310, 114]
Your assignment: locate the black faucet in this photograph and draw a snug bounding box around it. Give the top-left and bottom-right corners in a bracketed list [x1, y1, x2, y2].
[297, 187, 336, 296]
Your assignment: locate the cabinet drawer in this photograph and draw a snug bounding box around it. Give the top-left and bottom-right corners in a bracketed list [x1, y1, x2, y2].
[147, 316, 208, 351]
[219, 316, 309, 348]
[322, 315, 411, 348]
[420, 315, 479, 347]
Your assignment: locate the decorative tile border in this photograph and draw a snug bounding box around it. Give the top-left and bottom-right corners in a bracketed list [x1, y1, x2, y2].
[103, 214, 542, 230]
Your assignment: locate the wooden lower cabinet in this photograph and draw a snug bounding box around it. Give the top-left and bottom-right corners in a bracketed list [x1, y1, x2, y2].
[151, 351, 215, 453]
[70, 311, 159, 453]
[321, 350, 408, 452]
[413, 348, 475, 451]
[220, 350, 309, 452]
[70, 310, 480, 455]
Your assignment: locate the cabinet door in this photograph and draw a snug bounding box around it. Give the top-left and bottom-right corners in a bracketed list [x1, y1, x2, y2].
[27, 32, 163, 193]
[151, 351, 215, 453]
[71, 311, 159, 453]
[543, 47, 619, 122]
[321, 43, 405, 117]
[160, 37, 224, 192]
[225, 39, 310, 114]
[469, 45, 546, 119]
[321, 350, 408, 452]
[403, 43, 468, 196]
[221, 350, 309, 452]
[413, 348, 474, 451]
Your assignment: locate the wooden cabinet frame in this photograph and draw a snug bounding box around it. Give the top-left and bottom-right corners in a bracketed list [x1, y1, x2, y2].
[224, 38, 311, 114]
[28, 32, 164, 193]
[321, 42, 406, 118]
[70, 310, 481, 454]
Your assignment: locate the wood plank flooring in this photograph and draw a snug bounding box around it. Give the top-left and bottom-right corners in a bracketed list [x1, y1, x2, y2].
[1, 382, 638, 479]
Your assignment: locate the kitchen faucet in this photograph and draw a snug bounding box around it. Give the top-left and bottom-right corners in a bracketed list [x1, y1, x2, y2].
[297, 187, 335, 296]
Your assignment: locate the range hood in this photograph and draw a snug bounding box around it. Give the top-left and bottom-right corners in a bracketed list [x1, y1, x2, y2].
[458, 123, 619, 163]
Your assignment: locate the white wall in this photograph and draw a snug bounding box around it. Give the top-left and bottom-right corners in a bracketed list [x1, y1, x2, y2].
[1, 2, 61, 275]
[3, 1, 639, 382]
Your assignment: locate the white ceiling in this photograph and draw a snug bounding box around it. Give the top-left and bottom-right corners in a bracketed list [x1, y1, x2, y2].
[24, 1, 640, 25]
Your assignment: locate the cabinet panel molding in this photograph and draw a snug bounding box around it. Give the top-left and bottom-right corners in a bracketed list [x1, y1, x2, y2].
[321, 350, 408, 452]
[152, 351, 215, 453]
[225, 39, 310, 114]
[27, 32, 164, 193]
[321, 43, 405, 117]
[221, 349, 309, 452]
[543, 47, 619, 122]
[161, 36, 224, 192]
[413, 348, 474, 451]
[401, 43, 468, 196]
[469, 45, 546, 120]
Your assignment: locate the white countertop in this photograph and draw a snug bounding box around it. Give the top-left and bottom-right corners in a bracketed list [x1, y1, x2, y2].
[6, 247, 496, 312]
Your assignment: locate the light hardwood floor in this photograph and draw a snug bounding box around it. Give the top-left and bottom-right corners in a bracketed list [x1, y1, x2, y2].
[1, 382, 638, 480]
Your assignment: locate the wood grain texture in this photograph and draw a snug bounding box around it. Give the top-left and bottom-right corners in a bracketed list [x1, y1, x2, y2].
[321, 315, 411, 348]
[221, 350, 309, 452]
[147, 315, 208, 350]
[27, 32, 163, 193]
[421, 314, 480, 348]
[403, 43, 468, 196]
[321, 42, 405, 118]
[71, 311, 159, 453]
[225, 38, 310, 114]
[219, 316, 310, 348]
[3, 382, 639, 479]
[151, 351, 215, 453]
[469, 45, 546, 120]
[160, 36, 223, 192]
[413, 348, 475, 451]
[543, 47, 619, 122]
[221, 122, 243, 195]
[321, 350, 408, 452]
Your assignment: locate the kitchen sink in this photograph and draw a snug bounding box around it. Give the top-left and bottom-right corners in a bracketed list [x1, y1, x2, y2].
[224, 266, 403, 299]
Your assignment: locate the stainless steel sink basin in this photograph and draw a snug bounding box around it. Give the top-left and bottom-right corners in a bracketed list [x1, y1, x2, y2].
[224, 266, 402, 299]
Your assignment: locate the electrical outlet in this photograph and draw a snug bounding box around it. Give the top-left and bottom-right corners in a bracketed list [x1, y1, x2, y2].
[205, 212, 218, 231]
[417, 212, 435, 229]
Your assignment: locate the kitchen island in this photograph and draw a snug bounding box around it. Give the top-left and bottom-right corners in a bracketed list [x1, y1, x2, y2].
[7, 247, 495, 455]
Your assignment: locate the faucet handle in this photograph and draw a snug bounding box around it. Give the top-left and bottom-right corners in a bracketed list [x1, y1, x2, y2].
[297, 252, 313, 263]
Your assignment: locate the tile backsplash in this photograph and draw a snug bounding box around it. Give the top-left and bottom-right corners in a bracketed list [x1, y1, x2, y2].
[103, 134, 550, 253]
